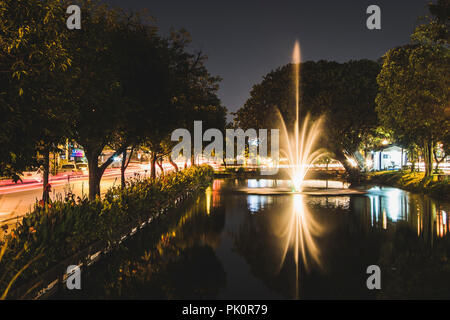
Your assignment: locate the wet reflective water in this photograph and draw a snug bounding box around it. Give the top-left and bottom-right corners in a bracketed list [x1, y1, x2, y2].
[56, 179, 450, 299]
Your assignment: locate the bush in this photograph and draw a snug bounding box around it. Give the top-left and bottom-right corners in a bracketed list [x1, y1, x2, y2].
[0, 165, 214, 297]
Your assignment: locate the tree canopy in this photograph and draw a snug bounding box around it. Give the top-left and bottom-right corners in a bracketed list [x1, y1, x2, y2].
[376, 0, 450, 176]
[0, 0, 227, 200]
[234, 59, 380, 177]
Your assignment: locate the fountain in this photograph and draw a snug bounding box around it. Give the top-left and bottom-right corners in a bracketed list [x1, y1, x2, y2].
[235, 41, 368, 299]
[238, 41, 365, 196]
[279, 41, 325, 192]
[274, 47, 325, 295]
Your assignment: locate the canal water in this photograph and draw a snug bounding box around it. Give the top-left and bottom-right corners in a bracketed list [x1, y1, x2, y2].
[55, 179, 450, 299]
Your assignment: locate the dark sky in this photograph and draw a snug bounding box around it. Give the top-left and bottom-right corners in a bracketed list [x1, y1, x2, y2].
[105, 0, 431, 117]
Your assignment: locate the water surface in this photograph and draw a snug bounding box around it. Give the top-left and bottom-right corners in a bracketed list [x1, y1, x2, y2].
[56, 179, 450, 299]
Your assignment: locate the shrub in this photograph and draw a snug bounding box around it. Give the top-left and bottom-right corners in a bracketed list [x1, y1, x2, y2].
[0, 165, 214, 297]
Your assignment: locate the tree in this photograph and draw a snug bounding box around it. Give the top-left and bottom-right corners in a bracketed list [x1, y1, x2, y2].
[234, 59, 380, 180]
[168, 30, 226, 167]
[139, 30, 226, 176]
[306, 60, 380, 179]
[66, 1, 131, 200]
[1, 0, 225, 201]
[376, 2, 450, 177]
[0, 0, 73, 201]
[105, 11, 171, 186]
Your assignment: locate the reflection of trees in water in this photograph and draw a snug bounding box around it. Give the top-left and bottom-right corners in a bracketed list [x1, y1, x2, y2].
[377, 221, 450, 299]
[232, 203, 293, 298]
[159, 245, 226, 299]
[55, 186, 450, 299]
[104, 244, 226, 299]
[231, 196, 399, 299]
[325, 195, 450, 299]
[56, 193, 226, 299]
[377, 218, 450, 298]
[232, 196, 330, 299]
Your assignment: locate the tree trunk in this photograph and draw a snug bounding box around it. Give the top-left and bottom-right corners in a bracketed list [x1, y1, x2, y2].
[168, 154, 178, 172]
[84, 144, 128, 200]
[191, 152, 195, 166]
[42, 148, 50, 204]
[157, 158, 164, 176]
[410, 156, 416, 173]
[423, 140, 433, 177]
[87, 152, 101, 201]
[409, 148, 416, 172]
[335, 152, 362, 183]
[120, 147, 134, 188]
[121, 149, 126, 189]
[150, 153, 157, 180]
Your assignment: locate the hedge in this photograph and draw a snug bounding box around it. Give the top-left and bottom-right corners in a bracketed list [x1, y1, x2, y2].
[0, 165, 214, 298]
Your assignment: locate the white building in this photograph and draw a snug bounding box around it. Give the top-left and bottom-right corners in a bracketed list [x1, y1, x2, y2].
[372, 145, 407, 171]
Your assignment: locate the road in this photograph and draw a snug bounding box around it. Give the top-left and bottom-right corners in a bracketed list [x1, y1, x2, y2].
[0, 164, 161, 226]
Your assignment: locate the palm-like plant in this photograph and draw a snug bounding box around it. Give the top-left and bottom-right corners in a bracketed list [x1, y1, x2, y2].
[0, 240, 42, 299]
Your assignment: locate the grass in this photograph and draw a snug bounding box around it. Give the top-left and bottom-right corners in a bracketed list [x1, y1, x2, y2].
[366, 171, 450, 201]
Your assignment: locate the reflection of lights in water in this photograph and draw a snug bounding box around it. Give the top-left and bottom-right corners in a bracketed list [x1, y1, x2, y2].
[368, 188, 406, 228]
[301, 179, 349, 189]
[386, 189, 402, 222]
[247, 195, 260, 213]
[277, 194, 323, 299]
[247, 195, 270, 213]
[247, 179, 274, 189]
[308, 196, 350, 209]
[205, 186, 212, 215]
[369, 195, 380, 226]
[212, 179, 222, 191]
[270, 41, 325, 298]
[248, 179, 259, 188]
[437, 210, 448, 238]
[417, 213, 421, 236]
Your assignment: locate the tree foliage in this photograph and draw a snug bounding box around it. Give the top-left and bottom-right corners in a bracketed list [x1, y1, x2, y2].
[0, 0, 72, 183]
[234, 59, 380, 177]
[376, 0, 450, 176]
[0, 0, 226, 200]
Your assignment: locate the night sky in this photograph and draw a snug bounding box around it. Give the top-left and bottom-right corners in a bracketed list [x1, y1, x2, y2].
[105, 0, 431, 117]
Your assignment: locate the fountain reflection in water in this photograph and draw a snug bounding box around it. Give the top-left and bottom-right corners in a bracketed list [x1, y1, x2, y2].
[276, 194, 323, 299]
[274, 41, 326, 299]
